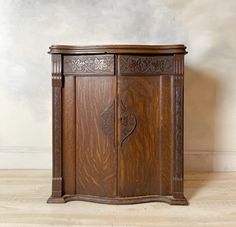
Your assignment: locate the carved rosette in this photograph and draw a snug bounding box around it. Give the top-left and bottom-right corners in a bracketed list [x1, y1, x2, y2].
[64, 55, 114, 75]
[118, 55, 174, 75]
[101, 101, 115, 146]
[120, 100, 137, 146]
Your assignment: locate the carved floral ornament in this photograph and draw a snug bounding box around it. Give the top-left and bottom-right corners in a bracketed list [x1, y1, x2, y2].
[100, 100, 137, 147]
[70, 58, 107, 71]
[64, 55, 114, 74]
[119, 55, 174, 75]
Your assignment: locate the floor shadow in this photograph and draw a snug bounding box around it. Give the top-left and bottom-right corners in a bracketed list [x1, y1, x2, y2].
[183, 66, 219, 199]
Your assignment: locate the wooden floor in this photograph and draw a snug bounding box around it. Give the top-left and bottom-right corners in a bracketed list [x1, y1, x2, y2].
[0, 171, 236, 227]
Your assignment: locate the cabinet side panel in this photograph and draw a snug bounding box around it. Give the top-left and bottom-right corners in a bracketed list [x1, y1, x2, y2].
[62, 76, 76, 194]
[159, 75, 172, 195]
[118, 76, 160, 196]
[76, 77, 116, 197]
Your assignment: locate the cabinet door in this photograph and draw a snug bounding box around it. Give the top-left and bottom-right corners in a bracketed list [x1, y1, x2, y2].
[118, 55, 174, 197]
[63, 55, 117, 197]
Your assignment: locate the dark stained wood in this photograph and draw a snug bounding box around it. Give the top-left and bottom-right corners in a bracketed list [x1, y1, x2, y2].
[62, 76, 76, 194]
[118, 76, 161, 197]
[63, 55, 114, 75]
[48, 45, 188, 205]
[172, 54, 185, 199]
[118, 55, 174, 75]
[159, 75, 173, 195]
[49, 44, 187, 54]
[58, 194, 188, 205]
[49, 54, 63, 200]
[75, 77, 117, 197]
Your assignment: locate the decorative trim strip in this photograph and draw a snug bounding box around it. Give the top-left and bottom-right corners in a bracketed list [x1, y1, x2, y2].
[173, 75, 184, 197]
[51, 54, 63, 198]
[118, 55, 174, 76]
[63, 55, 114, 75]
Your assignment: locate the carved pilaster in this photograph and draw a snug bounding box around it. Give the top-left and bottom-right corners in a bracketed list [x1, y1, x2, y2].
[51, 54, 63, 198]
[174, 54, 184, 75]
[172, 74, 184, 198]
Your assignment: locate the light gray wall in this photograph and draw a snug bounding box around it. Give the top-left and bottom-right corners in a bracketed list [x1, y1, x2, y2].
[0, 0, 236, 170]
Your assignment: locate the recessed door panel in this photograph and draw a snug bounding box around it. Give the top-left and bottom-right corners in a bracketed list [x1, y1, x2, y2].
[75, 76, 117, 197]
[118, 76, 160, 196]
[118, 75, 173, 197]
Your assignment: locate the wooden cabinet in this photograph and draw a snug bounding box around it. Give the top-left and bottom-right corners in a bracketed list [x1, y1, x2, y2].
[47, 45, 188, 205]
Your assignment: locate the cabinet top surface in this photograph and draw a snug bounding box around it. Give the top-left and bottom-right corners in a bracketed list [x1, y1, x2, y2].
[49, 44, 187, 54]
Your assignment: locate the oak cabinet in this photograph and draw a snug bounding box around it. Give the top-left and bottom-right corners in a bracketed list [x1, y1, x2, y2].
[47, 45, 188, 205]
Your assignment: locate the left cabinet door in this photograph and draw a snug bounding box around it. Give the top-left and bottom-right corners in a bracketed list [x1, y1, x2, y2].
[62, 55, 117, 197]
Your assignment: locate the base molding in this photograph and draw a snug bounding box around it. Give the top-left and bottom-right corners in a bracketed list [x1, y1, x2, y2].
[47, 194, 188, 205]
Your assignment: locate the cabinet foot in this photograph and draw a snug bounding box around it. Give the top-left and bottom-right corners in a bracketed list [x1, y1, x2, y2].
[168, 195, 188, 205]
[47, 195, 65, 203]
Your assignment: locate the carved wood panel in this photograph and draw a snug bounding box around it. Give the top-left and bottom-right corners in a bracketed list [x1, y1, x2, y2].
[64, 55, 114, 75]
[101, 100, 115, 146]
[173, 75, 184, 198]
[118, 55, 174, 76]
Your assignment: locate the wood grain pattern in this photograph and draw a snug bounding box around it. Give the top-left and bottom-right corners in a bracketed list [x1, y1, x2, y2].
[75, 77, 116, 197]
[62, 76, 76, 194]
[49, 45, 187, 205]
[51, 54, 63, 198]
[120, 99, 137, 146]
[159, 75, 173, 195]
[118, 76, 161, 197]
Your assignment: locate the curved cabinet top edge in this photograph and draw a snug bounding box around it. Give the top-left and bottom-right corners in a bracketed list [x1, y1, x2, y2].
[48, 44, 188, 54]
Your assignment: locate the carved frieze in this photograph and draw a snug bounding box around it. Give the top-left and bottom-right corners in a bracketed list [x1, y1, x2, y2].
[118, 55, 174, 75]
[64, 55, 114, 75]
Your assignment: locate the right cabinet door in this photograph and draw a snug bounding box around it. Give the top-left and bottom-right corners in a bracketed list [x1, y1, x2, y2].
[117, 55, 174, 197]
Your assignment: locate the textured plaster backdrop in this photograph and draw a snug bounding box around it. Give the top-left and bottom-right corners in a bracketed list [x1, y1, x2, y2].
[0, 0, 236, 170]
